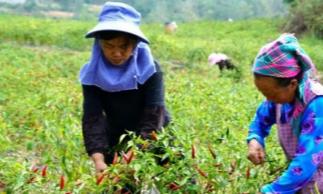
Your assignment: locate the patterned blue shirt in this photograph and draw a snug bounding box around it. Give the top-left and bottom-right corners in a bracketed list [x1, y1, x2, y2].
[247, 96, 323, 193]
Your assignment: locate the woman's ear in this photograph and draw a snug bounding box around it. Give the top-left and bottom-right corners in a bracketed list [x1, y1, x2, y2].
[290, 78, 298, 90]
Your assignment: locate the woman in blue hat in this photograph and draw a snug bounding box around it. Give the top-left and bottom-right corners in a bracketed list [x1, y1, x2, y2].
[79, 2, 170, 176]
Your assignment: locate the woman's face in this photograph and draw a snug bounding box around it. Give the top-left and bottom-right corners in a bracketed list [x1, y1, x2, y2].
[254, 75, 298, 104]
[99, 35, 137, 66]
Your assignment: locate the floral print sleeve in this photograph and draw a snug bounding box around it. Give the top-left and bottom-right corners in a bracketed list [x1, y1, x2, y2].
[247, 100, 276, 147]
[261, 97, 323, 194]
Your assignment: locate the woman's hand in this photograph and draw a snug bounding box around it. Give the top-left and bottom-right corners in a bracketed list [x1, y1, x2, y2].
[247, 139, 265, 165]
[91, 153, 108, 177]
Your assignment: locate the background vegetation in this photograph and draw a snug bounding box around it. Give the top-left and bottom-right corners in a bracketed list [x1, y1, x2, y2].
[0, 1, 323, 193]
[1, 0, 322, 37]
[283, 0, 323, 38]
[0, 0, 287, 22]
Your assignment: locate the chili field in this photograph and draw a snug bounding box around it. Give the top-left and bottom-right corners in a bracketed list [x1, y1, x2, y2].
[1, 14, 323, 193]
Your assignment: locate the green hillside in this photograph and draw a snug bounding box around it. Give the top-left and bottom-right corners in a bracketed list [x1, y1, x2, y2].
[0, 14, 323, 193]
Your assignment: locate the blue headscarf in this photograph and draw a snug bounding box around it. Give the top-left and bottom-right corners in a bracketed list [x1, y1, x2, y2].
[79, 2, 156, 92]
[79, 40, 156, 92]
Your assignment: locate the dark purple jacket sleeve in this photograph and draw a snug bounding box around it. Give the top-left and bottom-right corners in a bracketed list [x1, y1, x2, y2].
[137, 64, 170, 138]
[82, 85, 109, 156]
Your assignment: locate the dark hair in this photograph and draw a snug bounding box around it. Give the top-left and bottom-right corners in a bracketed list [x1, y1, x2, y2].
[254, 72, 303, 87]
[94, 30, 138, 42]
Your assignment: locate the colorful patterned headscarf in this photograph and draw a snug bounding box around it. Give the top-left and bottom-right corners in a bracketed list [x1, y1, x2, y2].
[253, 33, 316, 78]
[253, 33, 323, 134]
[252, 33, 318, 104]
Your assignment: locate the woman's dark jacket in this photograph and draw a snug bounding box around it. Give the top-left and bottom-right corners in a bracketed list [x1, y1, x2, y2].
[81, 63, 170, 156]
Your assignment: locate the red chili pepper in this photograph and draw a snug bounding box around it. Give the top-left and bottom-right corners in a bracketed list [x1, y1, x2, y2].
[122, 149, 134, 164]
[208, 144, 217, 160]
[31, 165, 39, 173]
[168, 182, 180, 190]
[0, 181, 5, 189]
[205, 182, 214, 192]
[246, 167, 251, 179]
[60, 175, 65, 190]
[213, 163, 222, 168]
[195, 165, 208, 178]
[41, 165, 47, 177]
[151, 131, 158, 141]
[96, 173, 105, 185]
[191, 144, 196, 159]
[27, 176, 36, 184]
[127, 149, 134, 163]
[112, 152, 119, 165]
[112, 175, 120, 184]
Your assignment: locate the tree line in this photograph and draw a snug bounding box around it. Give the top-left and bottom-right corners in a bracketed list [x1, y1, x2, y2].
[2, 0, 287, 21]
[1, 0, 322, 38]
[283, 0, 323, 38]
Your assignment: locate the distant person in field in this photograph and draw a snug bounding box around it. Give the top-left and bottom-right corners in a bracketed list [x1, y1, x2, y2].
[164, 21, 177, 34]
[247, 33, 323, 193]
[79, 2, 170, 177]
[208, 52, 236, 71]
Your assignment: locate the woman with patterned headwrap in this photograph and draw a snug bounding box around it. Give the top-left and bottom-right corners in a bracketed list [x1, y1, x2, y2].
[247, 33, 323, 193]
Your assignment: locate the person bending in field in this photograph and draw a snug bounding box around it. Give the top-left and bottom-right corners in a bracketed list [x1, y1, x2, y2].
[79, 2, 170, 177]
[247, 33, 323, 193]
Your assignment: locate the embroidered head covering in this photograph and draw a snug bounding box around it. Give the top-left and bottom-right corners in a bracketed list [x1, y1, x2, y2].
[252, 33, 319, 104]
[252, 33, 315, 78]
[79, 2, 156, 92]
[253, 33, 323, 134]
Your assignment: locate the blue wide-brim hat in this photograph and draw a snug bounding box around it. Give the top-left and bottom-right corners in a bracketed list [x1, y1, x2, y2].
[85, 2, 149, 44]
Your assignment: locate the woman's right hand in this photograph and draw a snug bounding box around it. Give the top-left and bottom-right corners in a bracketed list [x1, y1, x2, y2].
[247, 139, 265, 165]
[91, 153, 108, 177]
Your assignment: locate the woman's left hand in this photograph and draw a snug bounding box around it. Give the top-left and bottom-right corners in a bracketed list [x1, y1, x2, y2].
[247, 139, 265, 165]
